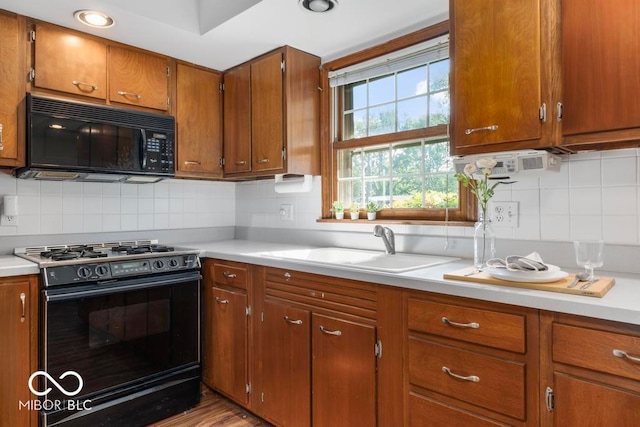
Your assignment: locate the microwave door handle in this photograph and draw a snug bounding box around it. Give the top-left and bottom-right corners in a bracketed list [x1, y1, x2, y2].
[139, 129, 147, 170]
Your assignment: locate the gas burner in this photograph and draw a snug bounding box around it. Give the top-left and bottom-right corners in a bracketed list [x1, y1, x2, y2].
[111, 244, 175, 255]
[41, 246, 109, 261]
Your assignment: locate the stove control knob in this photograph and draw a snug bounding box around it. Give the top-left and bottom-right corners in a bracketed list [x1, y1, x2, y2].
[168, 258, 180, 269]
[153, 259, 166, 270]
[77, 266, 92, 279]
[95, 265, 109, 277]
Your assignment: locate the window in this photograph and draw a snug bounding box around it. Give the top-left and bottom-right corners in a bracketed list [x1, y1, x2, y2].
[322, 23, 475, 223]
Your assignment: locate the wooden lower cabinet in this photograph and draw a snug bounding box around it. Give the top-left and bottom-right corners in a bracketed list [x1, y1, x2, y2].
[312, 313, 377, 427]
[540, 312, 640, 426]
[256, 267, 379, 427]
[0, 275, 39, 427]
[202, 260, 250, 406]
[260, 299, 311, 427]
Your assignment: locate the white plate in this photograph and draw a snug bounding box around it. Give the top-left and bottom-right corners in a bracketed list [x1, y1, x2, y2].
[485, 265, 569, 283]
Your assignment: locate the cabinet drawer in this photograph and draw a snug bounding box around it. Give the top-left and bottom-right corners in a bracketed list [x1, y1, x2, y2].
[553, 323, 640, 381]
[213, 263, 248, 289]
[409, 338, 525, 420]
[409, 393, 511, 427]
[407, 299, 526, 353]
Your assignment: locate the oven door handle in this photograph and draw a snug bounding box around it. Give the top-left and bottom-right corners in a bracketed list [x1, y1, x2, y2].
[45, 271, 202, 302]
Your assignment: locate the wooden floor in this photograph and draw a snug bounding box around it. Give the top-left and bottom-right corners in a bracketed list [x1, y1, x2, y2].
[149, 387, 273, 427]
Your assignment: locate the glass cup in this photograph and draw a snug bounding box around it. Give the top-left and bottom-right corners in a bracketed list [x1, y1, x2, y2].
[573, 240, 604, 282]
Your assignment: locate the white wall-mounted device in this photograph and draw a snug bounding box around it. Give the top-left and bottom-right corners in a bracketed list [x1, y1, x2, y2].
[453, 150, 562, 179]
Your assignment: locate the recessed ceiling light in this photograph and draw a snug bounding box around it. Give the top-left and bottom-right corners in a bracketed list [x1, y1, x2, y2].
[299, 0, 338, 13]
[74, 10, 115, 28]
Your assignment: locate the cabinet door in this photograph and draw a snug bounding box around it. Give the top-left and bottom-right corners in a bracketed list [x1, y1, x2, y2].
[34, 24, 107, 100]
[176, 64, 223, 178]
[312, 313, 376, 427]
[260, 300, 311, 427]
[223, 64, 252, 174]
[0, 12, 25, 167]
[553, 373, 640, 426]
[450, 0, 543, 154]
[205, 286, 249, 404]
[109, 46, 169, 111]
[0, 281, 32, 427]
[562, 0, 640, 138]
[251, 51, 284, 172]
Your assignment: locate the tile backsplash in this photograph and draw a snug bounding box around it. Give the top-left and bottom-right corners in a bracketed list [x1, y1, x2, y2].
[236, 148, 640, 246]
[0, 174, 235, 236]
[3, 147, 640, 247]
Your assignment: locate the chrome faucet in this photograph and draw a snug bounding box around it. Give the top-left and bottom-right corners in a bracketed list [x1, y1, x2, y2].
[373, 225, 395, 254]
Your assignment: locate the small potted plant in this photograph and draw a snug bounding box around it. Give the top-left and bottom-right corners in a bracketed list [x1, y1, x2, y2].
[331, 201, 344, 220]
[348, 202, 360, 220]
[365, 202, 380, 220]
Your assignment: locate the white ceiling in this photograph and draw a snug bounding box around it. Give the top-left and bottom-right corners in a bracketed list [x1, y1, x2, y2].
[0, 0, 449, 71]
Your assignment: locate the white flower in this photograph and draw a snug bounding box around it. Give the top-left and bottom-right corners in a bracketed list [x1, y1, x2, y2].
[476, 157, 497, 169]
[481, 168, 492, 176]
[463, 163, 477, 175]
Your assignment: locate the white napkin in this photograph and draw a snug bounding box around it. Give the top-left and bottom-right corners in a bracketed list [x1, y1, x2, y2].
[486, 252, 549, 272]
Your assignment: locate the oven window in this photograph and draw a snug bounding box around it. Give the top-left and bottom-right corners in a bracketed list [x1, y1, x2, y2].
[45, 282, 199, 401]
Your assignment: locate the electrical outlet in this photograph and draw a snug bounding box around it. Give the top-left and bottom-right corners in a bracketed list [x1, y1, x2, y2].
[279, 204, 293, 221]
[1, 215, 17, 226]
[489, 201, 518, 227]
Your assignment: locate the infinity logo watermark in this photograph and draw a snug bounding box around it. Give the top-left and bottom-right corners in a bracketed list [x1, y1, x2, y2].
[28, 371, 83, 396]
[20, 370, 92, 412]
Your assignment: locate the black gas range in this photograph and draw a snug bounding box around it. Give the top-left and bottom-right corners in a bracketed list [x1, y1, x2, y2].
[15, 240, 202, 427]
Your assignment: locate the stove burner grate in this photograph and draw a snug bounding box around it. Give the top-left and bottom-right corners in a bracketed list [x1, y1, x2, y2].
[111, 244, 175, 255]
[40, 246, 109, 261]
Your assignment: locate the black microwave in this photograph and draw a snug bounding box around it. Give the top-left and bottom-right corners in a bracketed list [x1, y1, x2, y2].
[17, 94, 175, 183]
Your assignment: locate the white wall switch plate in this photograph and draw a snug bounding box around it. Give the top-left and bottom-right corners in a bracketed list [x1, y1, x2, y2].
[489, 201, 518, 227]
[279, 204, 294, 221]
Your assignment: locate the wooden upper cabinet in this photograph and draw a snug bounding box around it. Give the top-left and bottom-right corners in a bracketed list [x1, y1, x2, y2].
[222, 46, 320, 178]
[251, 51, 285, 172]
[450, 0, 557, 155]
[223, 63, 252, 174]
[34, 23, 107, 100]
[0, 11, 26, 167]
[561, 0, 640, 149]
[108, 45, 169, 111]
[175, 63, 223, 179]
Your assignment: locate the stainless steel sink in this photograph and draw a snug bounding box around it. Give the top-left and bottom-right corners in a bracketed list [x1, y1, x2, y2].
[260, 247, 458, 273]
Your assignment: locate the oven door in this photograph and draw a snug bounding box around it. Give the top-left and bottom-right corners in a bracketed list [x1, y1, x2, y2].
[41, 271, 200, 405]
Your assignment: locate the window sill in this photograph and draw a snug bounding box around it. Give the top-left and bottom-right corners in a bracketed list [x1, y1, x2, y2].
[316, 218, 475, 227]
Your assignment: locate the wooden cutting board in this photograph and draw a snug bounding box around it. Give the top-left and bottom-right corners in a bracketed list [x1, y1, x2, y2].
[443, 267, 615, 298]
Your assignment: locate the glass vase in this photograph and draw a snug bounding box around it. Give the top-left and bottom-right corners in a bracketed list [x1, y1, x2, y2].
[473, 212, 496, 269]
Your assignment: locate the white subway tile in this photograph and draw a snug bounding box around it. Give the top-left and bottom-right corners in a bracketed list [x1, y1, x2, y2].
[83, 182, 102, 196]
[154, 198, 169, 214]
[540, 215, 571, 241]
[569, 159, 602, 187]
[102, 183, 121, 197]
[154, 213, 169, 229]
[121, 215, 138, 231]
[154, 182, 170, 198]
[168, 213, 184, 229]
[63, 181, 83, 196]
[20, 196, 41, 215]
[570, 188, 602, 215]
[41, 215, 64, 234]
[62, 196, 83, 214]
[540, 164, 569, 188]
[540, 188, 570, 215]
[16, 215, 40, 235]
[121, 198, 138, 215]
[511, 189, 539, 215]
[83, 197, 103, 215]
[41, 196, 63, 215]
[102, 215, 121, 232]
[603, 215, 638, 245]
[602, 187, 637, 215]
[82, 215, 102, 232]
[137, 214, 154, 230]
[169, 182, 184, 198]
[102, 198, 121, 215]
[63, 214, 83, 233]
[602, 157, 636, 186]
[41, 181, 63, 195]
[121, 184, 138, 198]
[17, 179, 40, 196]
[0, 174, 17, 195]
[137, 184, 154, 198]
[570, 216, 602, 241]
[137, 199, 154, 214]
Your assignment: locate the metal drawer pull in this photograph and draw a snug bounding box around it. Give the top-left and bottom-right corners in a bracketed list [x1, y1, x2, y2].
[465, 125, 498, 135]
[284, 316, 303, 325]
[0, 123, 3, 151]
[223, 272, 237, 279]
[117, 91, 142, 100]
[72, 80, 99, 91]
[442, 317, 479, 329]
[442, 366, 480, 382]
[257, 158, 269, 164]
[184, 160, 201, 165]
[613, 349, 640, 363]
[215, 297, 230, 304]
[284, 272, 291, 281]
[20, 293, 26, 323]
[319, 326, 342, 336]
[235, 160, 247, 165]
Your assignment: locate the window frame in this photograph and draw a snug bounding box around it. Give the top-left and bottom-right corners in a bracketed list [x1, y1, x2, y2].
[319, 20, 476, 224]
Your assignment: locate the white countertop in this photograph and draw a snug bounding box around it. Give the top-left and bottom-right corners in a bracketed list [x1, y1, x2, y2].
[0, 256, 40, 278]
[187, 239, 640, 326]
